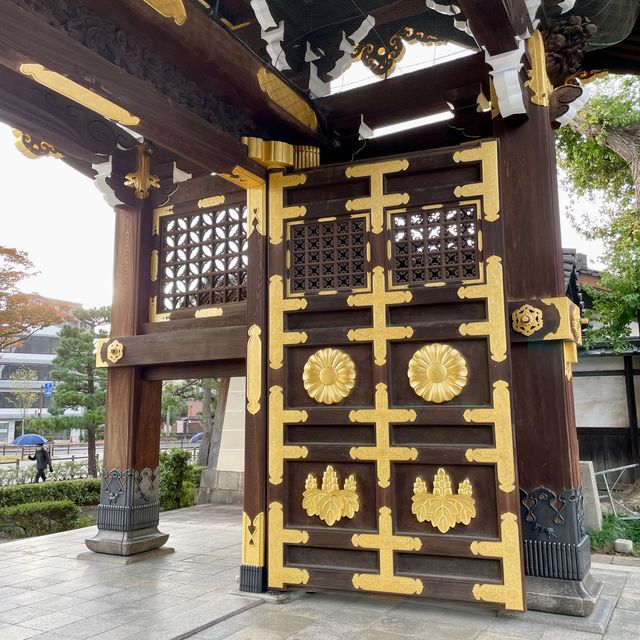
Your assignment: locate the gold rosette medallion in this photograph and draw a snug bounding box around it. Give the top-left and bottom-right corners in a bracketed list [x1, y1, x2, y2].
[407, 343, 468, 403]
[303, 348, 356, 405]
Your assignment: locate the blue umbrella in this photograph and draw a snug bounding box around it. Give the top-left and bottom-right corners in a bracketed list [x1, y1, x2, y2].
[12, 434, 47, 445]
[189, 432, 204, 444]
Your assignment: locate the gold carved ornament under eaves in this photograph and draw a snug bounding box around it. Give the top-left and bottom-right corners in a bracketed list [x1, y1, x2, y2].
[525, 30, 553, 107]
[12, 130, 63, 160]
[19, 64, 140, 127]
[303, 348, 356, 405]
[412, 469, 476, 534]
[143, 0, 187, 25]
[302, 466, 359, 526]
[408, 343, 468, 403]
[353, 27, 446, 78]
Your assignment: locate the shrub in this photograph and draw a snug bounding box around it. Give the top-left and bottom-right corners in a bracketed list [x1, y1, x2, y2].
[159, 448, 202, 511]
[0, 478, 100, 508]
[0, 460, 91, 486]
[0, 500, 91, 538]
[589, 514, 640, 555]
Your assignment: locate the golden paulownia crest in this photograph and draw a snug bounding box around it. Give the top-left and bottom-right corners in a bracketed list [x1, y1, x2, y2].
[303, 348, 356, 405]
[411, 469, 476, 534]
[511, 304, 543, 336]
[408, 343, 468, 403]
[302, 466, 359, 526]
[106, 340, 124, 364]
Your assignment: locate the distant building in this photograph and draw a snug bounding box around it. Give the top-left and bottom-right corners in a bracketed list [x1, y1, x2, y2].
[0, 297, 84, 442]
[564, 251, 640, 482]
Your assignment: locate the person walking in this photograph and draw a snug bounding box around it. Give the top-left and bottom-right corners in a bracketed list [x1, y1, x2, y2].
[28, 443, 53, 482]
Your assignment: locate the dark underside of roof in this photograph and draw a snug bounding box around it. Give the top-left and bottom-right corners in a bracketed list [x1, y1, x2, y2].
[194, 0, 640, 94]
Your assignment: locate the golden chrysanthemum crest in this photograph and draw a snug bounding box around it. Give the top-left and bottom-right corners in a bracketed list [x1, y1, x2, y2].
[303, 348, 356, 405]
[407, 343, 467, 403]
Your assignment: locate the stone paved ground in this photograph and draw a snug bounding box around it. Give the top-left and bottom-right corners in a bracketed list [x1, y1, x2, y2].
[0, 504, 639, 640]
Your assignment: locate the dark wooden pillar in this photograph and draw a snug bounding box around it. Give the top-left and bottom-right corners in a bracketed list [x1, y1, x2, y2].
[237, 176, 268, 591]
[624, 355, 640, 479]
[86, 149, 166, 555]
[494, 46, 599, 613]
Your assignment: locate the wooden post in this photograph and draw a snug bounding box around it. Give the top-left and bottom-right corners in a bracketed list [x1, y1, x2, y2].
[494, 40, 600, 614]
[86, 148, 166, 555]
[624, 355, 639, 482]
[239, 175, 268, 592]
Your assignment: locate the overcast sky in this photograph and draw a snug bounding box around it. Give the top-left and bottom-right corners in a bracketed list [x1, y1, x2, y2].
[1, 51, 604, 309]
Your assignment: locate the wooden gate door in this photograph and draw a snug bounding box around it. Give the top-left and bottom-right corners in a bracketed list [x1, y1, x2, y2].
[266, 141, 524, 610]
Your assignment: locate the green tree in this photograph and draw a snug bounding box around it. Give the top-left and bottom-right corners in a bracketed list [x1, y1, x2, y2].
[556, 75, 640, 350]
[31, 308, 108, 476]
[196, 378, 222, 467]
[8, 366, 39, 436]
[161, 380, 200, 429]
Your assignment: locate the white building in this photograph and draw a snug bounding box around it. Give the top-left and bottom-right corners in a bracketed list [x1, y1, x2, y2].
[0, 301, 86, 442]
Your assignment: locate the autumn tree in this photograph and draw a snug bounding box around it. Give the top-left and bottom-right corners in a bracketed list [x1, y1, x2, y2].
[8, 366, 39, 436]
[556, 75, 640, 349]
[0, 246, 70, 352]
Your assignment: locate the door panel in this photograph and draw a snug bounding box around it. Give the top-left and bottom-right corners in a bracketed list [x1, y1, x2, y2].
[267, 141, 524, 610]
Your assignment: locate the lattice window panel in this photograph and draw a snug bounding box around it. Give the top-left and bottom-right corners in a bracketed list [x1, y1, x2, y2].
[159, 206, 248, 310]
[390, 205, 479, 286]
[288, 217, 367, 294]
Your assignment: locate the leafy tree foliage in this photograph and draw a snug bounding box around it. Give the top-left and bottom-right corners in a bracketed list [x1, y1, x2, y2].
[31, 308, 108, 476]
[556, 76, 640, 350]
[161, 379, 200, 427]
[8, 366, 39, 436]
[0, 246, 70, 351]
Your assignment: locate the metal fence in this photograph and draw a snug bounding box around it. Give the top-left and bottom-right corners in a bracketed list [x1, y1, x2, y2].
[0, 439, 198, 486]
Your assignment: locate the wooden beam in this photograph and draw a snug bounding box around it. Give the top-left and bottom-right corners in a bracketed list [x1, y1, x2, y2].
[0, 64, 136, 165]
[457, 0, 530, 55]
[318, 52, 488, 137]
[0, 0, 266, 176]
[142, 359, 245, 381]
[98, 326, 246, 367]
[80, 0, 323, 145]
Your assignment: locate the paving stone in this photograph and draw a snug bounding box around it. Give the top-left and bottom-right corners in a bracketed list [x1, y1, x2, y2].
[18, 610, 84, 631]
[0, 625, 44, 640]
[3, 505, 640, 640]
[348, 630, 412, 640]
[183, 620, 246, 640]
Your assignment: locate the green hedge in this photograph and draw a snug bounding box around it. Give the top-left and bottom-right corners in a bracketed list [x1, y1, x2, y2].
[0, 500, 90, 538]
[0, 478, 100, 508]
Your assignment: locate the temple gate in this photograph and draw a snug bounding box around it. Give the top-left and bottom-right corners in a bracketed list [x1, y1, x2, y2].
[1, 0, 637, 618]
